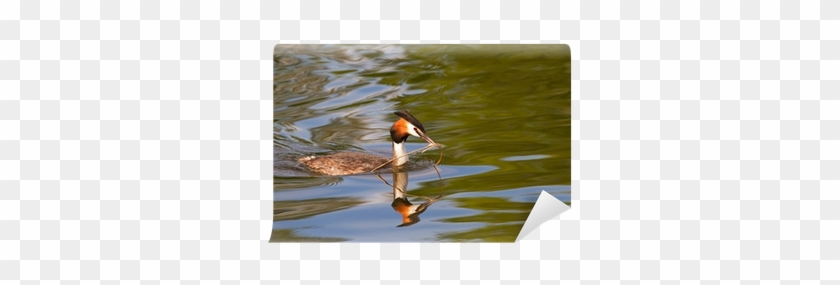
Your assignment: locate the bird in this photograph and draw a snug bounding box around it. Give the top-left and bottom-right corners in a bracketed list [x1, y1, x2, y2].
[298, 110, 437, 176]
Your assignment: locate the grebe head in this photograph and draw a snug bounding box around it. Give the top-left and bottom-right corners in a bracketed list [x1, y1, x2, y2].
[389, 110, 437, 146]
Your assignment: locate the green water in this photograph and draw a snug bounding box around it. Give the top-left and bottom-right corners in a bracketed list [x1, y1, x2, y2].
[273, 44, 571, 242]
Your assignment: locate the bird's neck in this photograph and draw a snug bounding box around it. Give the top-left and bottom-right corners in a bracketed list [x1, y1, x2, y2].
[392, 141, 408, 166]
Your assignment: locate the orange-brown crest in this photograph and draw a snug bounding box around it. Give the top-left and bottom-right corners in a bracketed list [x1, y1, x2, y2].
[390, 118, 410, 143]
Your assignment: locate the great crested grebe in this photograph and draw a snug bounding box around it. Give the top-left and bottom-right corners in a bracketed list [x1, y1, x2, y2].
[298, 110, 437, 176]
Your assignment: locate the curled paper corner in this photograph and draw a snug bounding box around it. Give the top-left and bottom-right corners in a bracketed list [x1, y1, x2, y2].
[514, 190, 570, 242]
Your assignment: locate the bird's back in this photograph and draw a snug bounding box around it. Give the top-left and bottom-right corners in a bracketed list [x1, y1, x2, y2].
[298, 152, 391, 176]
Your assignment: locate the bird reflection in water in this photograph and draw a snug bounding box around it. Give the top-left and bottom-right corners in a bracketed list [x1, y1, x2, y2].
[378, 171, 444, 227]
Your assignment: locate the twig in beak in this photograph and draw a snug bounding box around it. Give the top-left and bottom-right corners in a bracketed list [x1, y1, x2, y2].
[369, 143, 442, 172]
